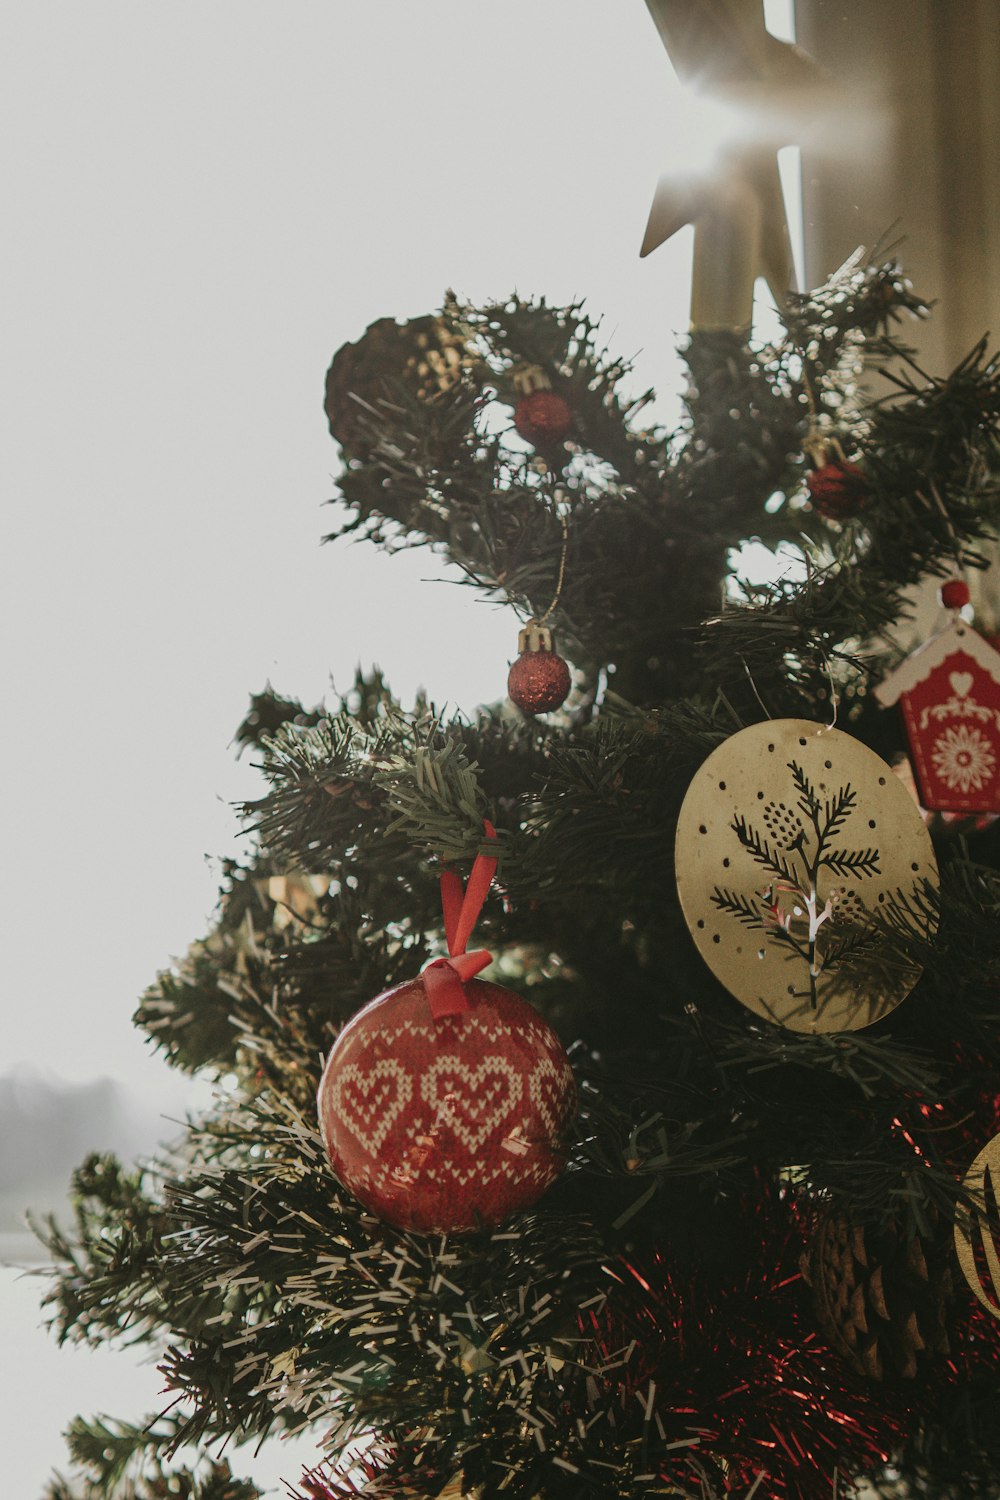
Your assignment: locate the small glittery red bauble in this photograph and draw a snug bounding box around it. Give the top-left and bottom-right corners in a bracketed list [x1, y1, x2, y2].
[940, 578, 971, 609]
[317, 977, 576, 1235]
[806, 459, 868, 520]
[508, 648, 571, 714]
[513, 390, 573, 446]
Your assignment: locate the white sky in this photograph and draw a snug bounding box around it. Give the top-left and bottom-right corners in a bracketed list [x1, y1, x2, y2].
[1, 0, 793, 1100]
[3, 2, 705, 1104]
[2, 3, 793, 1492]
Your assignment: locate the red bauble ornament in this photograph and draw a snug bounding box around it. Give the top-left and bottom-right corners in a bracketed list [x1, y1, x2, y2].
[508, 621, 571, 715]
[874, 619, 1000, 813]
[513, 390, 573, 447]
[940, 577, 971, 610]
[317, 977, 576, 1234]
[806, 458, 868, 520]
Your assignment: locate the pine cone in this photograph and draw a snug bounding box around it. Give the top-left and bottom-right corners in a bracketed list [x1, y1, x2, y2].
[324, 313, 469, 461]
[803, 1211, 954, 1380]
[827, 886, 872, 929]
[762, 800, 805, 849]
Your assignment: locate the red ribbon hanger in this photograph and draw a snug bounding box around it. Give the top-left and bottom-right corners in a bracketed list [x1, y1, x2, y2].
[422, 820, 499, 1018]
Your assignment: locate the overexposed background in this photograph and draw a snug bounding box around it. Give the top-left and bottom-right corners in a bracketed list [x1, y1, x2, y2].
[2, 3, 794, 1493]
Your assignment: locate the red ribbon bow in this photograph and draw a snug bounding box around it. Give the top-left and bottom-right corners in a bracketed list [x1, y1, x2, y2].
[422, 820, 499, 1019]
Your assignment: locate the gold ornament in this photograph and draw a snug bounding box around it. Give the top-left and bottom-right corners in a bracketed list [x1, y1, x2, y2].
[954, 1133, 1000, 1319]
[640, 0, 836, 329]
[674, 720, 939, 1032]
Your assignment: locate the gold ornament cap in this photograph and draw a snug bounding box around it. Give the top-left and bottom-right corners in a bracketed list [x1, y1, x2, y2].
[512, 364, 552, 396]
[517, 620, 556, 654]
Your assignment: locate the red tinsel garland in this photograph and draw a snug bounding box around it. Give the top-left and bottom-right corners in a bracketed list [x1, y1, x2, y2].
[290, 1174, 1000, 1500]
[583, 1189, 903, 1498]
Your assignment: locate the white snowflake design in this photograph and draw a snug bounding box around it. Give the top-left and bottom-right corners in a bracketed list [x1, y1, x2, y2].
[930, 723, 997, 793]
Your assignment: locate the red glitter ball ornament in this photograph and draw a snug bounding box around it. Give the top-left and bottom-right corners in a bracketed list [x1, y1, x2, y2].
[807, 458, 868, 520]
[514, 390, 573, 447]
[940, 577, 971, 610]
[508, 621, 571, 715]
[317, 977, 576, 1234]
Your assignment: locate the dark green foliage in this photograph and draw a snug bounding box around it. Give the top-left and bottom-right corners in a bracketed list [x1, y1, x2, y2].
[38, 259, 1000, 1499]
[234, 686, 327, 757]
[34, 1154, 172, 1348]
[42, 1416, 262, 1500]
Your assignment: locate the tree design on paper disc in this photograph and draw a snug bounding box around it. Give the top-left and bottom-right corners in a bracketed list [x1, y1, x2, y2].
[674, 720, 939, 1032]
[955, 1133, 1000, 1321]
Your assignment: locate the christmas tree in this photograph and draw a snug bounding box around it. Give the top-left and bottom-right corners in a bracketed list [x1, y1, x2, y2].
[31, 18, 1000, 1500]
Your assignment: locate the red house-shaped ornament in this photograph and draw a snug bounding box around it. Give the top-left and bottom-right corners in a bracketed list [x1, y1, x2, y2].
[874, 620, 1000, 814]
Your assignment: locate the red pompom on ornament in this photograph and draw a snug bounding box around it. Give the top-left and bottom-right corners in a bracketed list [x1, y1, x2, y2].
[507, 621, 571, 715]
[514, 390, 573, 447]
[317, 826, 576, 1235]
[806, 457, 868, 520]
[940, 577, 971, 610]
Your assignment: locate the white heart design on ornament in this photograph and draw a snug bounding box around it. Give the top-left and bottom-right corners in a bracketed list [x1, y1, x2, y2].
[420, 1055, 523, 1153]
[529, 1055, 572, 1138]
[950, 671, 974, 698]
[331, 1060, 412, 1156]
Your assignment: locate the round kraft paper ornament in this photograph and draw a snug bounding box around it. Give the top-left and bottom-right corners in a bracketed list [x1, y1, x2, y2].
[317, 824, 576, 1234]
[674, 720, 939, 1032]
[954, 1133, 1000, 1321]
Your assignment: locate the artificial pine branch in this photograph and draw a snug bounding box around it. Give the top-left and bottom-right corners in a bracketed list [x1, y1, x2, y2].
[36, 257, 1000, 1499]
